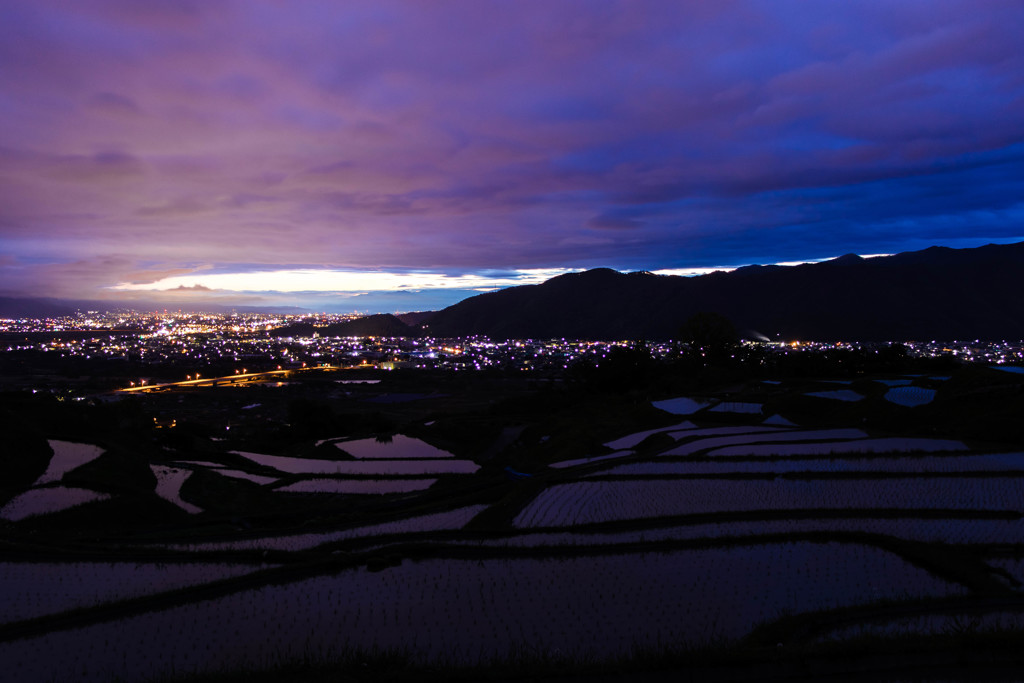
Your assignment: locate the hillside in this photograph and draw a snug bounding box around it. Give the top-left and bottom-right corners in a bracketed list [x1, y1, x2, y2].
[274, 313, 418, 338]
[419, 242, 1024, 341]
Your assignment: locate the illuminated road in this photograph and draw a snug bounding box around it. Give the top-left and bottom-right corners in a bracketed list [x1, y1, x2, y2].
[117, 365, 352, 393]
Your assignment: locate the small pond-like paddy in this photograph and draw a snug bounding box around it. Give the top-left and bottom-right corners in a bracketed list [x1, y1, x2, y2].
[0, 487, 110, 521]
[34, 440, 105, 485]
[275, 478, 438, 494]
[332, 435, 454, 459]
[232, 451, 479, 475]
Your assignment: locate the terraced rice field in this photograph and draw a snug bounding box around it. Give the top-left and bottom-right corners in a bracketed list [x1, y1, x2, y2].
[708, 401, 763, 414]
[452, 518, 1024, 547]
[161, 504, 490, 552]
[5, 395, 1024, 680]
[0, 441, 114, 521]
[549, 449, 633, 469]
[34, 441, 106, 485]
[0, 562, 263, 625]
[602, 420, 696, 449]
[513, 478, 1024, 527]
[710, 437, 966, 456]
[0, 487, 110, 521]
[151, 466, 202, 514]
[591, 453, 1024, 476]
[0, 543, 965, 681]
[208, 468, 279, 485]
[806, 389, 864, 401]
[662, 428, 868, 456]
[232, 450, 479, 475]
[885, 386, 937, 407]
[274, 478, 438, 494]
[331, 435, 455, 459]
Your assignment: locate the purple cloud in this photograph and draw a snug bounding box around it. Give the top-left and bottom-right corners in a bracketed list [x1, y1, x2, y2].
[0, 0, 1022, 311]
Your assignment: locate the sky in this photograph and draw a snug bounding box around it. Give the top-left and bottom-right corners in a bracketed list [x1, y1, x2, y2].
[1, 1, 1023, 313]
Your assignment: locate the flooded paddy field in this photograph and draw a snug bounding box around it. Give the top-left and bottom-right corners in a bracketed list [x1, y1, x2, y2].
[231, 450, 479, 475]
[513, 477, 1024, 527]
[0, 562, 262, 625]
[590, 452, 1024, 476]
[0, 486, 110, 521]
[0, 543, 966, 682]
[3, 361, 1024, 680]
[448, 517, 1024, 547]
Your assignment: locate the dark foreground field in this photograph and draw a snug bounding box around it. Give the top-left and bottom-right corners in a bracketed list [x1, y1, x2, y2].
[3, 352, 1024, 681]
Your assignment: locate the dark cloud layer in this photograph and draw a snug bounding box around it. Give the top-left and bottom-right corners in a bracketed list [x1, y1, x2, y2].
[1, 0, 1022, 309]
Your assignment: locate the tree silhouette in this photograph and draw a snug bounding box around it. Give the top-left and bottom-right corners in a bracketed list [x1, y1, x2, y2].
[678, 312, 738, 362]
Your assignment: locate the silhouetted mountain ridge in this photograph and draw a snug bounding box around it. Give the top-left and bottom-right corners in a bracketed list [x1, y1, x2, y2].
[420, 242, 1024, 341]
[275, 313, 417, 338]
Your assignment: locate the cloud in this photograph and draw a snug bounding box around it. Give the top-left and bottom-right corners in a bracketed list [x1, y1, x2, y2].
[110, 268, 580, 294]
[87, 91, 142, 116]
[587, 211, 645, 230]
[1, 0, 1022, 310]
[44, 152, 148, 184]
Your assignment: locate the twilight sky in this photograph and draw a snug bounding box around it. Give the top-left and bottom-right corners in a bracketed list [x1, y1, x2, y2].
[1, 1, 1023, 313]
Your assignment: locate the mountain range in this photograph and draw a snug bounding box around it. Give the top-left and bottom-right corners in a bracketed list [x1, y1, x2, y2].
[362, 241, 1024, 341]
[7, 242, 1023, 341]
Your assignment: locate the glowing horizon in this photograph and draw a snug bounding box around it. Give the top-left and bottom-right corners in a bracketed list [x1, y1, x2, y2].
[111, 253, 898, 300]
[111, 268, 580, 295]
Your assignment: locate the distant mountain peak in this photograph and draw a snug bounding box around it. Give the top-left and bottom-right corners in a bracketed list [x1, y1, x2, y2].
[274, 313, 416, 339]
[567, 267, 622, 279]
